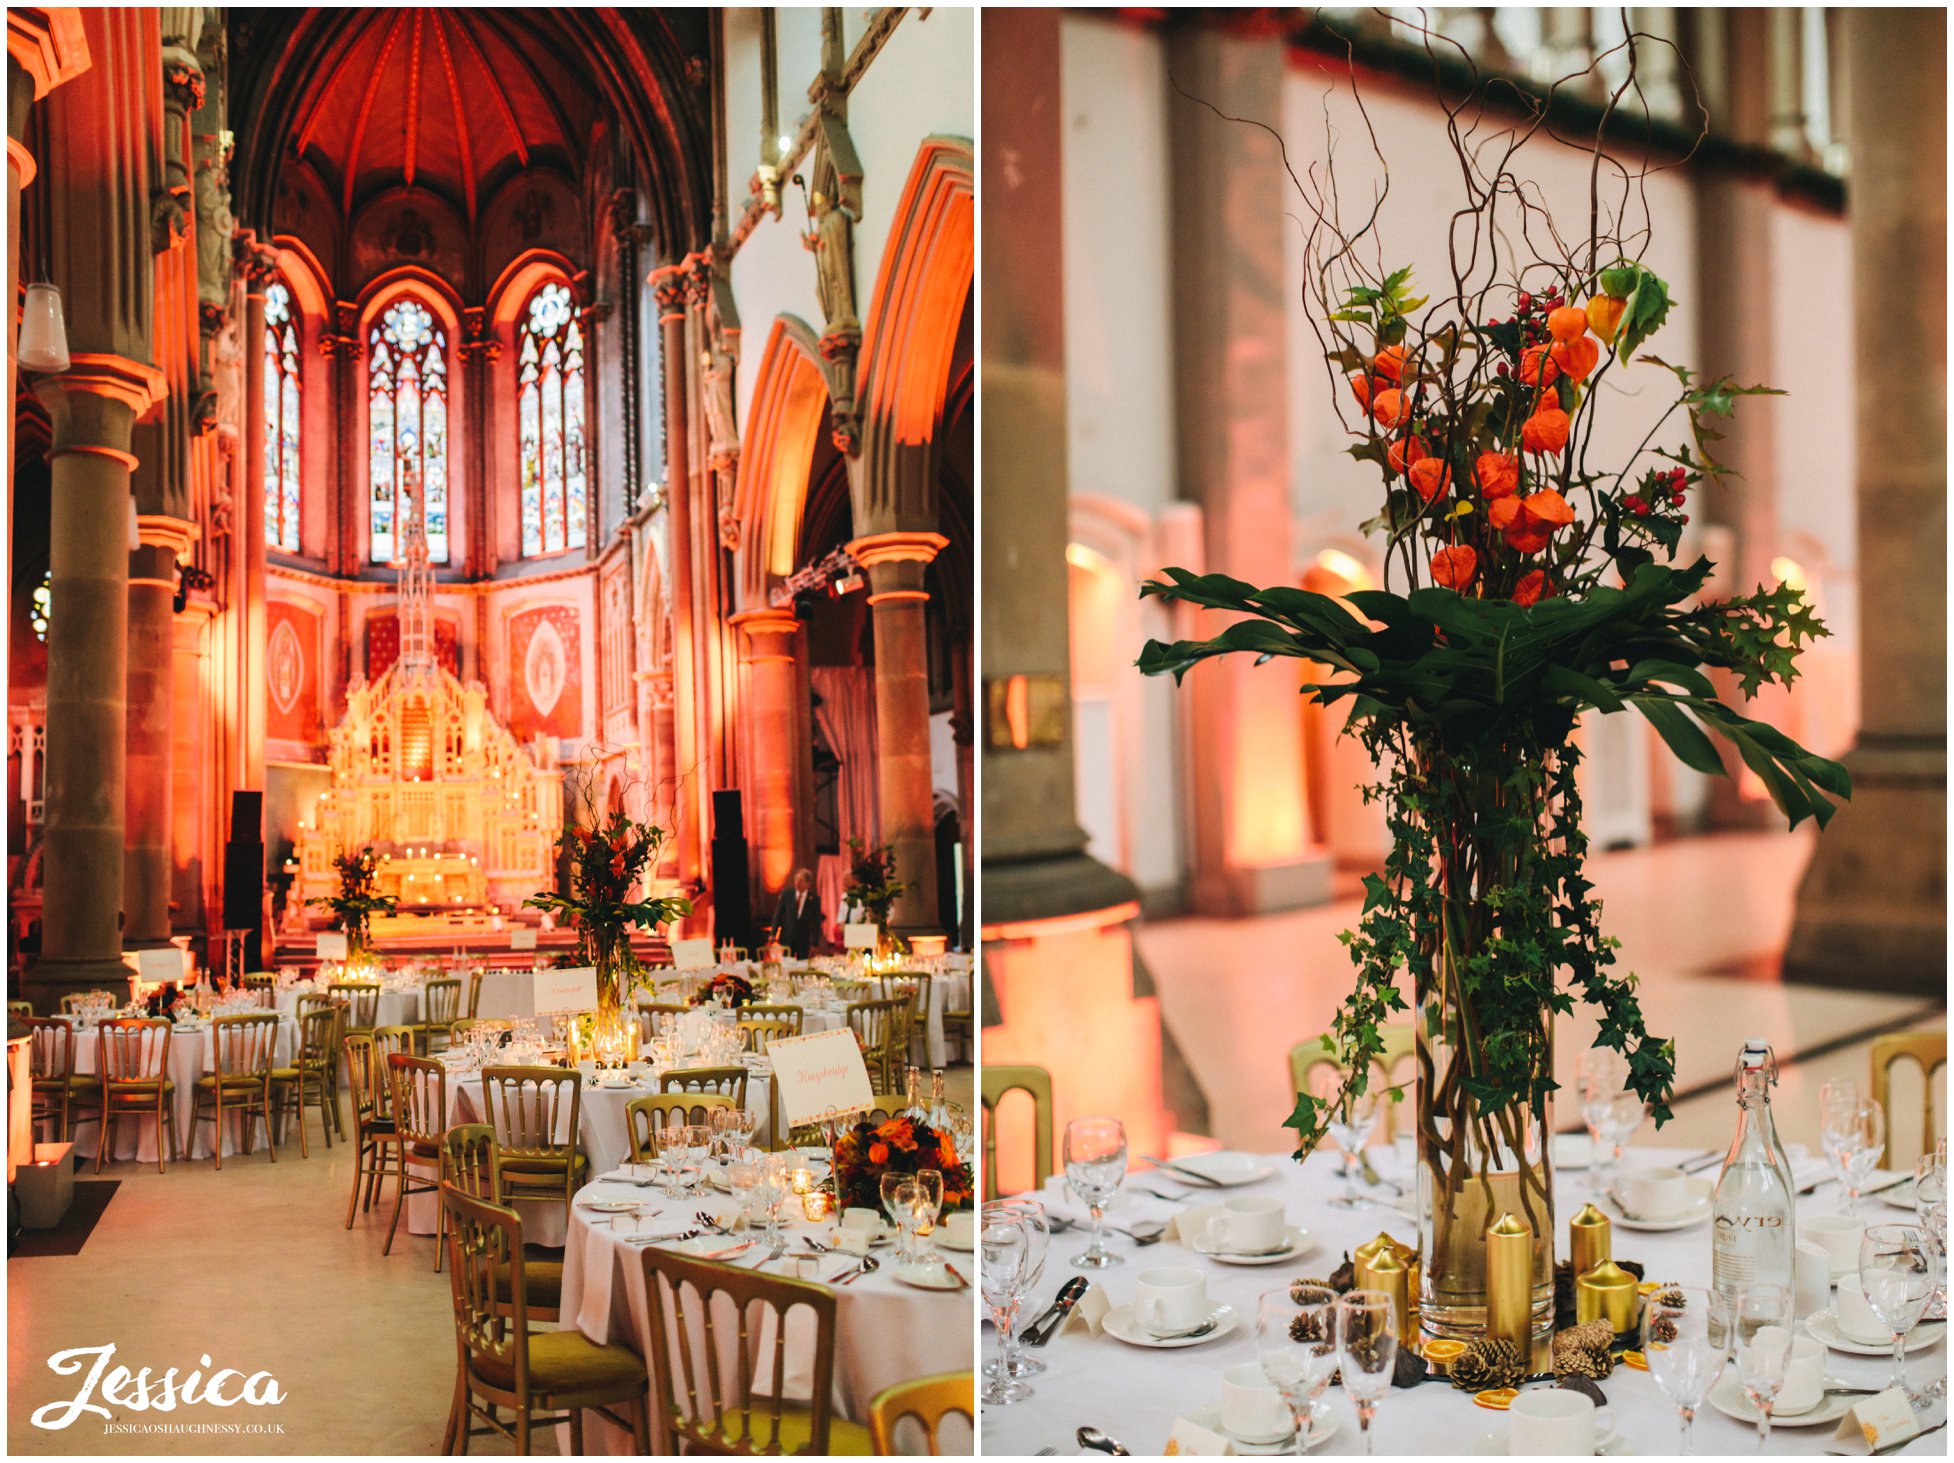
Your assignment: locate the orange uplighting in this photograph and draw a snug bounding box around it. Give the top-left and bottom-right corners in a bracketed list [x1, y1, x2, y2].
[981, 899, 1140, 942]
[1000, 673, 1030, 750]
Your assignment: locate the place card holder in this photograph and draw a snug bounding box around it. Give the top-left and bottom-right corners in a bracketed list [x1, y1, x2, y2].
[1163, 1417, 1236, 1455]
[1827, 1389, 1920, 1454]
[1057, 1283, 1112, 1339]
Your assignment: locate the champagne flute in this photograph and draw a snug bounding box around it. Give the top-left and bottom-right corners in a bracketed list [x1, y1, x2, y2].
[912, 1168, 945, 1262]
[1326, 1090, 1381, 1209]
[1256, 1285, 1340, 1456]
[1912, 1145, 1946, 1328]
[979, 1207, 1032, 1405]
[1861, 1224, 1934, 1403]
[1335, 1289, 1396, 1455]
[983, 1198, 1049, 1380]
[881, 1171, 912, 1261]
[1730, 1285, 1793, 1453]
[1643, 1285, 1729, 1456]
[1063, 1117, 1128, 1269]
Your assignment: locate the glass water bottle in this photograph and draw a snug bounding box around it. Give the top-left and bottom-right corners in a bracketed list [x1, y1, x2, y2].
[1712, 1038, 1796, 1301]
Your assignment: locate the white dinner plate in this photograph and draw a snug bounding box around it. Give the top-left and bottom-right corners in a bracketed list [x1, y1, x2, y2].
[1189, 1225, 1317, 1266]
[1101, 1302, 1239, 1350]
[1806, 1310, 1945, 1357]
[1159, 1152, 1275, 1188]
[1708, 1372, 1857, 1428]
[890, 1261, 965, 1291]
[1187, 1403, 1338, 1453]
[940, 1233, 975, 1253]
[1603, 1178, 1713, 1231]
[576, 1199, 640, 1214]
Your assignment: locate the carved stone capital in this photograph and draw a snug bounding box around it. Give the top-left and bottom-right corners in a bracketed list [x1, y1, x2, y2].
[198, 301, 227, 341]
[151, 185, 191, 254]
[232, 235, 279, 291]
[162, 57, 205, 114]
[649, 263, 689, 317]
[606, 187, 638, 245]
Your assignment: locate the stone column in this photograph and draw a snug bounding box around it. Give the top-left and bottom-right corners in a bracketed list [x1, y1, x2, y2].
[1166, 28, 1330, 914]
[237, 245, 272, 795]
[729, 607, 809, 911]
[124, 516, 195, 947]
[644, 668, 681, 882]
[1787, 9, 1947, 993]
[650, 263, 703, 898]
[847, 532, 947, 935]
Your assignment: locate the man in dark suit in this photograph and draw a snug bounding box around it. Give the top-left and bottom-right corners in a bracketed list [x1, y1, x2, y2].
[771, 868, 822, 958]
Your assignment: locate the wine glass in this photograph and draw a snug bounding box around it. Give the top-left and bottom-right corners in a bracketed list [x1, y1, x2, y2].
[729, 1107, 760, 1161]
[1256, 1285, 1340, 1455]
[911, 1169, 945, 1262]
[983, 1198, 1049, 1381]
[707, 1105, 739, 1164]
[1578, 1050, 1628, 1188]
[1860, 1224, 1935, 1403]
[979, 1207, 1032, 1405]
[890, 1177, 925, 1262]
[1912, 1145, 1947, 1329]
[1326, 1090, 1381, 1209]
[1335, 1289, 1396, 1455]
[1822, 1091, 1886, 1217]
[679, 1124, 712, 1194]
[881, 1171, 913, 1261]
[655, 1124, 691, 1198]
[1730, 1285, 1793, 1453]
[727, 1156, 759, 1226]
[1062, 1117, 1128, 1269]
[1643, 1285, 1729, 1455]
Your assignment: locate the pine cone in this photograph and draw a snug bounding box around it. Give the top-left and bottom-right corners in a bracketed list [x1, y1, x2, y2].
[1552, 1319, 1617, 1380]
[1290, 1277, 1338, 1304]
[1449, 1337, 1524, 1393]
[1289, 1310, 1328, 1345]
[1650, 1312, 1678, 1345]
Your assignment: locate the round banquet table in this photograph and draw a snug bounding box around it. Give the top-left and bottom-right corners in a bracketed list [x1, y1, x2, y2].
[67, 1017, 300, 1163]
[273, 981, 422, 1029]
[983, 1142, 1948, 1456]
[554, 1166, 972, 1453]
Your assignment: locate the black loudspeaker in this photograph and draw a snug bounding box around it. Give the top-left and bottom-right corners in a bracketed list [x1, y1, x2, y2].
[229, 791, 263, 842]
[222, 790, 265, 932]
[709, 788, 751, 948]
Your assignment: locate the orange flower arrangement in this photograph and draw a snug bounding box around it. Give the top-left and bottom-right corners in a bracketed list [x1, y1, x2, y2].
[832, 1112, 973, 1211]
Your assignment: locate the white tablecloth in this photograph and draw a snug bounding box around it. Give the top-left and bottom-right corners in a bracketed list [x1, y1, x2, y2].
[69, 1019, 299, 1163]
[557, 1168, 971, 1452]
[273, 983, 422, 1029]
[982, 1143, 1948, 1456]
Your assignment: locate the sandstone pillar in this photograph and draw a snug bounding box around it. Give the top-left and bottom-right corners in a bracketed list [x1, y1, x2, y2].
[650, 264, 703, 899]
[847, 532, 947, 935]
[124, 519, 194, 946]
[730, 608, 810, 914]
[237, 251, 271, 794]
[1787, 10, 1947, 993]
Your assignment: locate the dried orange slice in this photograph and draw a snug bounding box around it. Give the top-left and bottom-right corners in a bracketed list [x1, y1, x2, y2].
[1421, 1337, 1468, 1365]
[1621, 1349, 1649, 1371]
[1473, 1388, 1519, 1411]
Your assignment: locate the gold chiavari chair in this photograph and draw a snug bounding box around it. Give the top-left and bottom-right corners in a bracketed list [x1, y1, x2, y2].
[270, 1005, 338, 1156]
[980, 1064, 1054, 1202]
[416, 978, 463, 1054]
[660, 1065, 749, 1109]
[867, 1372, 975, 1455]
[190, 1013, 281, 1169]
[294, 996, 349, 1141]
[343, 1032, 402, 1228]
[95, 1018, 180, 1174]
[441, 1188, 651, 1455]
[882, 971, 932, 1059]
[1290, 1022, 1416, 1143]
[466, 967, 484, 1020]
[637, 1246, 872, 1454]
[736, 1017, 796, 1058]
[634, 999, 689, 1045]
[368, 1024, 417, 1115]
[846, 998, 906, 1092]
[480, 1065, 587, 1228]
[384, 1053, 447, 1261]
[242, 973, 277, 1009]
[60, 991, 115, 1016]
[742, 1003, 804, 1036]
[442, 1123, 565, 1324]
[623, 1093, 734, 1164]
[29, 1015, 101, 1143]
[328, 981, 382, 1037]
[11, 998, 37, 1021]
[1871, 1028, 1947, 1167]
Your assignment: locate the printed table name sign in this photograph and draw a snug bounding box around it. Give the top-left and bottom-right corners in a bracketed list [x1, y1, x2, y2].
[842, 923, 880, 951]
[530, 966, 598, 1015]
[669, 937, 715, 969]
[315, 932, 349, 961]
[510, 928, 539, 951]
[768, 1028, 875, 1129]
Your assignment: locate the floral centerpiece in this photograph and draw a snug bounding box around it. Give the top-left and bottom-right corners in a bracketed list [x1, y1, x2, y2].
[832, 1111, 974, 1213]
[309, 847, 397, 961]
[1138, 32, 1845, 1347]
[844, 837, 907, 945]
[692, 970, 757, 1009]
[525, 809, 692, 1023]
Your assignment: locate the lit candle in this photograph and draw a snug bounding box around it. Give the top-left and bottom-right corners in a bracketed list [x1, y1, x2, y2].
[1485, 1212, 1534, 1348]
[791, 1168, 813, 1196]
[800, 1190, 829, 1222]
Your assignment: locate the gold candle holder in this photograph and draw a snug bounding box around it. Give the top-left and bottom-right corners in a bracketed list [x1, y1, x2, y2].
[791, 1168, 814, 1196]
[1355, 1243, 1413, 1337]
[800, 1190, 830, 1222]
[1576, 1259, 1640, 1334]
[1485, 1212, 1533, 1347]
[1569, 1202, 1611, 1278]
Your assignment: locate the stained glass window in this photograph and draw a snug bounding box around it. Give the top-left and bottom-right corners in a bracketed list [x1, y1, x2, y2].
[368, 296, 450, 564]
[30, 570, 50, 642]
[517, 282, 587, 557]
[263, 280, 301, 552]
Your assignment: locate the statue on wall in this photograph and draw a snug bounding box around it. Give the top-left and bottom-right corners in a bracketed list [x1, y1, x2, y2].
[800, 113, 865, 454]
[701, 256, 744, 552]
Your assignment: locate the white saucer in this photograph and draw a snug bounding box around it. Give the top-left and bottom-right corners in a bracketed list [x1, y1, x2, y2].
[1807, 1310, 1945, 1357]
[940, 1233, 975, 1253]
[891, 1261, 964, 1291]
[1474, 1424, 1633, 1455]
[1189, 1226, 1317, 1266]
[1161, 1152, 1275, 1187]
[1604, 1178, 1713, 1231]
[1102, 1302, 1239, 1350]
[1186, 1404, 1338, 1454]
[1708, 1372, 1856, 1428]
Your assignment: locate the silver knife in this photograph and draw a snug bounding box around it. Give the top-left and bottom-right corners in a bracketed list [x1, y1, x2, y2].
[1139, 1154, 1222, 1188]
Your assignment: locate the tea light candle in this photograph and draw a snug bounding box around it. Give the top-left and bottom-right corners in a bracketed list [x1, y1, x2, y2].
[791, 1168, 813, 1196]
[1485, 1212, 1534, 1347]
[800, 1190, 829, 1222]
[1576, 1259, 1640, 1334]
[1568, 1202, 1612, 1277]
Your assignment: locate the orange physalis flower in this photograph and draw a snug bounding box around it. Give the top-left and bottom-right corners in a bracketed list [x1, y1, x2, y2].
[1486, 497, 1523, 535]
[1373, 344, 1409, 384]
[1430, 545, 1477, 589]
[1521, 408, 1570, 456]
[1387, 434, 1429, 476]
[1546, 306, 1589, 344]
[1520, 489, 1575, 531]
[1513, 569, 1548, 606]
[1408, 457, 1452, 504]
[1348, 372, 1375, 410]
[1474, 452, 1519, 500]
[1586, 295, 1626, 344]
[1519, 345, 1560, 390]
[1550, 335, 1599, 383]
[1370, 388, 1406, 429]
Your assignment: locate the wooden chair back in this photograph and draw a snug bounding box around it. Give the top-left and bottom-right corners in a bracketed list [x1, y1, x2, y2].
[1290, 1021, 1417, 1142]
[211, 1013, 279, 1083]
[388, 1053, 449, 1154]
[420, 978, 463, 1029]
[981, 1064, 1054, 1201]
[867, 1371, 975, 1455]
[736, 1017, 795, 1056]
[1871, 1028, 1947, 1167]
[623, 1093, 734, 1163]
[440, 1187, 529, 1392]
[660, 1065, 748, 1108]
[98, 1018, 172, 1084]
[27, 1016, 75, 1081]
[846, 998, 906, 1088]
[442, 1122, 500, 1203]
[479, 1065, 582, 1160]
[328, 982, 381, 1030]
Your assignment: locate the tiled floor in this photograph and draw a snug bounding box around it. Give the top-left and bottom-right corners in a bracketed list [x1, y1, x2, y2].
[8, 1064, 976, 1456]
[1137, 828, 1944, 1162]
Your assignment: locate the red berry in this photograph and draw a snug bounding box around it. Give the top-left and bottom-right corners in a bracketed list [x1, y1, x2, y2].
[1495, 361, 1510, 377]
[1517, 292, 1533, 309]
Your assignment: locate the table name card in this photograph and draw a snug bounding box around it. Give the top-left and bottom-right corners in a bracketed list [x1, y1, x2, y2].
[531, 966, 598, 1015]
[768, 1028, 874, 1128]
[669, 937, 715, 970]
[842, 923, 880, 951]
[510, 928, 539, 951]
[128, 947, 190, 986]
[1165, 1417, 1235, 1456]
[1058, 1282, 1111, 1339]
[1828, 1388, 1921, 1454]
[315, 932, 348, 961]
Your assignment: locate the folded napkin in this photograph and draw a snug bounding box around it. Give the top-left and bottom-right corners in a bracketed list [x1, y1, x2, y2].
[1034, 1175, 1178, 1230]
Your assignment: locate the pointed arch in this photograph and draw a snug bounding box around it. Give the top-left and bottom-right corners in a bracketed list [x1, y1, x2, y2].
[359, 274, 462, 567]
[731, 316, 830, 611]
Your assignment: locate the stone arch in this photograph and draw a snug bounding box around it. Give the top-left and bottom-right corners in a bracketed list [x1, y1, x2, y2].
[731, 316, 829, 611]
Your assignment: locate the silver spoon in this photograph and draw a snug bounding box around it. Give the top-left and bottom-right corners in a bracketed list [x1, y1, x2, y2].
[1077, 1426, 1130, 1455]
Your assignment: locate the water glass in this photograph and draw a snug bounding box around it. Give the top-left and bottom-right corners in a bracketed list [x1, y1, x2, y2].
[1821, 1091, 1886, 1217]
[727, 1157, 759, 1224]
[1326, 1091, 1381, 1209]
[1861, 1224, 1934, 1403]
[983, 1198, 1049, 1380]
[1730, 1286, 1793, 1453]
[1643, 1286, 1729, 1455]
[1063, 1117, 1128, 1269]
[655, 1125, 691, 1198]
[1256, 1285, 1339, 1455]
[1335, 1289, 1396, 1455]
[882, 1171, 914, 1261]
[911, 1169, 945, 1262]
[980, 1207, 1032, 1405]
[1913, 1145, 1947, 1329]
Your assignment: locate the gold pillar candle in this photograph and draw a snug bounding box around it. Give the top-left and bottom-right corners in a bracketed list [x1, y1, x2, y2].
[1485, 1212, 1534, 1347]
[1356, 1231, 1415, 1271]
[1355, 1242, 1413, 1337]
[1568, 1202, 1612, 1278]
[1575, 1259, 1640, 1334]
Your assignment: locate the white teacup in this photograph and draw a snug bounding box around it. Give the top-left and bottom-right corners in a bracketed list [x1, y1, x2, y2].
[1835, 1278, 1890, 1344]
[842, 1206, 882, 1233]
[1219, 1363, 1292, 1444]
[1507, 1390, 1616, 1455]
[942, 1212, 976, 1248]
[1795, 1240, 1832, 1321]
[1205, 1195, 1287, 1255]
[1774, 1335, 1828, 1415]
[1805, 1214, 1865, 1278]
[1615, 1165, 1690, 1218]
[1133, 1266, 1210, 1337]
